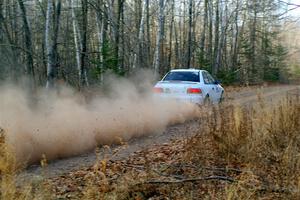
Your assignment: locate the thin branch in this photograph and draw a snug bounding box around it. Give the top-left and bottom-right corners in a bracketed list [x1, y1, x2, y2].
[138, 176, 235, 185]
[279, 0, 300, 7]
[277, 6, 300, 17]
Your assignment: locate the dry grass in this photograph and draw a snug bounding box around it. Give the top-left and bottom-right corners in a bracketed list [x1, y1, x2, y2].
[185, 91, 300, 199]
[0, 129, 52, 200]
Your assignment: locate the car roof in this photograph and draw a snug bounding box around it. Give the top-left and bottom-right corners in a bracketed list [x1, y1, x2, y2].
[170, 68, 203, 73]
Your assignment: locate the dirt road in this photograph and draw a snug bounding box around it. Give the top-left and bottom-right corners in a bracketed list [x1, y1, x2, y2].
[18, 85, 299, 183]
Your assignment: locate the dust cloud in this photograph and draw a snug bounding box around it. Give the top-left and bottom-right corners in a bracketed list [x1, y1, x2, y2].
[0, 71, 199, 166]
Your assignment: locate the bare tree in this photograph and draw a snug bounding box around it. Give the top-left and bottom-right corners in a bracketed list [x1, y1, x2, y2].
[153, 0, 166, 75]
[186, 0, 193, 68]
[45, 0, 54, 88]
[45, 0, 61, 89]
[199, 0, 208, 67]
[116, 0, 125, 71]
[18, 0, 35, 86]
[94, 0, 105, 82]
[133, 0, 146, 69]
[80, 0, 89, 87]
[167, 0, 175, 71]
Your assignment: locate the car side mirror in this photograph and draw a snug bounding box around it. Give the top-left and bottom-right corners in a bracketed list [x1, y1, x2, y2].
[214, 80, 221, 85]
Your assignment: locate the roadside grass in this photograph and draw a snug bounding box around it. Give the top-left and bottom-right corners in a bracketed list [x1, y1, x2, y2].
[0, 128, 24, 200]
[0, 90, 300, 199]
[185, 90, 300, 199]
[0, 129, 52, 200]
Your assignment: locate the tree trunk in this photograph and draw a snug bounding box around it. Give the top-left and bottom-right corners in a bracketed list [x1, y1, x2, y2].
[212, 0, 220, 75]
[231, 0, 239, 71]
[80, 0, 89, 87]
[45, 0, 61, 89]
[167, 0, 175, 71]
[215, 0, 227, 74]
[18, 0, 35, 86]
[186, 0, 193, 69]
[70, 0, 84, 88]
[115, 0, 124, 72]
[145, 0, 151, 68]
[199, 0, 208, 67]
[133, 0, 146, 69]
[250, 0, 258, 81]
[153, 0, 165, 75]
[95, 1, 104, 82]
[45, 0, 54, 88]
[208, 1, 213, 68]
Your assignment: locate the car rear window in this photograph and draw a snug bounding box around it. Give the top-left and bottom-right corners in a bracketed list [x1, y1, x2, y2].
[163, 71, 200, 82]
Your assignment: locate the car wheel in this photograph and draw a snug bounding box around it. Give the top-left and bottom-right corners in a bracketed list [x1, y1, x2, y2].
[219, 91, 224, 103]
[203, 95, 211, 106]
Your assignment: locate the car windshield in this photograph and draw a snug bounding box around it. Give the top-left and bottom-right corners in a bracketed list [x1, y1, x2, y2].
[163, 71, 200, 82]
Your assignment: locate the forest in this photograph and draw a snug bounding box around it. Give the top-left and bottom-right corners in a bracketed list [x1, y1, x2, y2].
[0, 0, 300, 89]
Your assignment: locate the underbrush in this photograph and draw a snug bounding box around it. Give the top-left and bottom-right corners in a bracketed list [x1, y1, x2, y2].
[0, 90, 300, 199]
[186, 90, 300, 199]
[0, 129, 52, 200]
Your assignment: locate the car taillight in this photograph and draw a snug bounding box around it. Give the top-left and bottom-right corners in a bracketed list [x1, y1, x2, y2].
[153, 87, 163, 93]
[187, 88, 202, 94]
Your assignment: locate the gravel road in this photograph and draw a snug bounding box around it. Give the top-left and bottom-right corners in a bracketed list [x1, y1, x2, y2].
[18, 85, 299, 183]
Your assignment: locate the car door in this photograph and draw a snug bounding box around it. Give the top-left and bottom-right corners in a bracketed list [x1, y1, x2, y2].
[202, 71, 218, 103]
[206, 72, 222, 103]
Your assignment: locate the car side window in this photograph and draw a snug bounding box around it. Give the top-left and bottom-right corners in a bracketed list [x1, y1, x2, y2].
[202, 72, 212, 84]
[206, 72, 215, 84]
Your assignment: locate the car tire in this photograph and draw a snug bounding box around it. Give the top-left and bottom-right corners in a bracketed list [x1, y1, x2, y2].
[203, 95, 211, 106]
[219, 91, 224, 103]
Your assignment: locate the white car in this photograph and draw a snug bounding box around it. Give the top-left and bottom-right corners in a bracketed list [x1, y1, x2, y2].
[153, 69, 224, 104]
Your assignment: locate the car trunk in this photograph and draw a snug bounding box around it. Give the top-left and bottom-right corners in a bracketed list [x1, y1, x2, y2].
[156, 81, 198, 95]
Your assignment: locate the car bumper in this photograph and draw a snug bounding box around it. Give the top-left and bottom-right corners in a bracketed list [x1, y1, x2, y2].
[154, 94, 205, 104]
